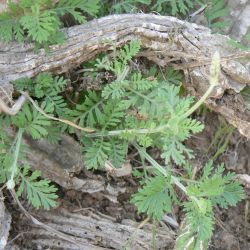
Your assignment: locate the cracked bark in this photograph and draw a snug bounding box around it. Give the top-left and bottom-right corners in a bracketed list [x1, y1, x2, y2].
[0, 14, 249, 138]
[15, 208, 175, 250]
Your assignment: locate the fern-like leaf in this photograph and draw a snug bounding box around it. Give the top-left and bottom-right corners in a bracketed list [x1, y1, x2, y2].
[20, 5, 60, 44]
[204, 0, 229, 30]
[0, 12, 24, 42]
[131, 174, 175, 220]
[184, 198, 214, 241]
[98, 40, 141, 76]
[187, 163, 245, 208]
[12, 102, 53, 139]
[211, 168, 245, 208]
[99, 101, 126, 129]
[162, 139, 194, 165]
[83, 139, 111, 169]
[109, 139, 128, 168]
[17, 165, 58, 210]
[69, 90, 104, 128]
[102, 80, 129, 100]
[55, 0, 100, 21]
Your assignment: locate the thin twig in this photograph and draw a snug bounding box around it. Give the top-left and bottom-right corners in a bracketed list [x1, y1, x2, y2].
[0, 94, 26, 115]
[20, 91, 95, 133]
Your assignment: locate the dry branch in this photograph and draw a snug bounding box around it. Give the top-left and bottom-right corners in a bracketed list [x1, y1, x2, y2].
[0, 13, 249, 137]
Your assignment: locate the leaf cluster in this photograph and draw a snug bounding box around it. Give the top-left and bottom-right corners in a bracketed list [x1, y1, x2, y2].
[105, 0, 195, 15]
[0, 127, 58, 209]
[64, 40, 203, 170]
[0, 38, 245, 248]
[13, 72, 68, 140]
[0, 72, 70, 209]
[0, 0, 100, 50]
[103, 0, 229, 23]
[174, 161, 245, 248]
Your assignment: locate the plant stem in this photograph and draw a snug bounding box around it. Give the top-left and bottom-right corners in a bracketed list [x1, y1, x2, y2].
[86, 124, 171, 138]
[7, 128, 23, 189]
[87, 79, 218, 139]
[181, 51, 220, 119]
[181, 82, 216, 119]
[133, 142, 187, 194]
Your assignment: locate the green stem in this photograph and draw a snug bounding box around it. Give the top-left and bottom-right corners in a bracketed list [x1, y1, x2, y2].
[181, 83, 216, 119]
[87, 80, 217, 139]
[133, 142, 187, 194]
[86, 124, 170, 138]
[181, 51, 220, 119]
[7, 128, 23, 189]
[116, 66, 129, 81]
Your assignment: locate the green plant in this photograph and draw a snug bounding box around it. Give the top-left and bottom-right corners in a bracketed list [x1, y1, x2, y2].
[62, 41, 204, 170]
[203, 0, 229, 31]
[0, 72, 68, 209]
[107, 0, 197, 15]
[92, 41, 244, 247]
[105, 0, 229, 24]
[0, 40, 244, 249]
[0, 0, 100, 50]
[62, 42, 243, 248]
[0, 127, 58, 209]
[152, 0, 195, 15]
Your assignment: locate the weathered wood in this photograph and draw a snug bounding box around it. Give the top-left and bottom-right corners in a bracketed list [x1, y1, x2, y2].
[0, 14, 249, 138]
[0, 192, 11, 250]
[17, 208, 175, 249]
[0, 14, 249, 86]
[23, 134, 126, 203]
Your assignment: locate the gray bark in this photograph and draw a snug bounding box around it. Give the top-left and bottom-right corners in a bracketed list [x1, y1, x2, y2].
[14, 208, 175, 249]
[0, 14, 249, 137]
[0, 193, 11, 250]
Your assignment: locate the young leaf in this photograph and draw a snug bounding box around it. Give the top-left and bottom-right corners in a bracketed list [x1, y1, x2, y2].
[184, 199, 214, 241]
[17, 165, 58, 210]
[83, 139, 111, 169]
[131, 175, 175, 220]
[12, 102, 53, 139]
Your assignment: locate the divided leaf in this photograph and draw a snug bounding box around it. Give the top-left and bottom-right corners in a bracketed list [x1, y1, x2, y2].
[12, 102, 52, 139]
[131, 175, 175, 220]
[20, 5, 59, 44]
[83, 139, 111, 169]
[17, 165, 58, 210]
[183, 199, 214, 241]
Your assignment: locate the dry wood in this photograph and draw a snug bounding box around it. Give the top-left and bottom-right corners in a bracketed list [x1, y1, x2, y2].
[0, 14, 249, 138]
[0, 192, 11, 250]
[23, 134, 126, 203]
[15, 207, 175, 249]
